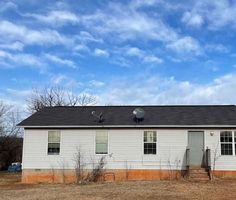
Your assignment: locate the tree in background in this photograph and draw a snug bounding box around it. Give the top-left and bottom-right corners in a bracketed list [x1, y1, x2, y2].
[0, 87, 97, 170]
[0, 101, 9, 136]
[0, 101, 23, 170]
[27, 87, 97, 114]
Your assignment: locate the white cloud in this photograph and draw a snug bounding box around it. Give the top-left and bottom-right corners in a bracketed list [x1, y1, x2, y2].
[204, 60, 219, 72]
[24, 10, 79, 26]
[130, 0, 160, 9]
[97, 73, 236, 105]
[74, 44, 90, 53]
[0, 50, 77, 71]
[94, 48, 109, 57]
[167, 36, 202, 55]
[182, 12, 204, 27]
[49, 74, 82, 88]
[6, 88, 31, 98]
[0, 50, 45, 68]
[80, 3, 202, 57]
[126, 47, 163, 64]
[182, 1, 236, 30]
[1, 88, 31, 109]
[75, 31, 103, 43]
[205, 44, 229, 53]
[0, 20, 73, 46]
[206, 1, 236, 30]
[126, 47, 144, 57]
[0, 41, 24, 51]
[12, 2, 201, 57]
[130, 0, 181, 11]
[143, 55, 163, 64]
[51, 74, 67, 85]
[0, 2, 17, 13]
[110, 57, 131, 68]
[89, 80, 105, 87]
[44, 53, 76, 68]
[81, 5, 178, 43]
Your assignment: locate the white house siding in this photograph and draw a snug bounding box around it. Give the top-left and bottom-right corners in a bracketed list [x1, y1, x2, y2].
[205, 129, 236, 171]
[22, 128, 236, 172]
[22, 129, 188, 171]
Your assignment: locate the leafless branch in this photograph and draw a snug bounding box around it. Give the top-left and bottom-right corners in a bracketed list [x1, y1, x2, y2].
[0, 101, 23, 170]
[27, 87, 97, 114]
[77, 93, 97, 106]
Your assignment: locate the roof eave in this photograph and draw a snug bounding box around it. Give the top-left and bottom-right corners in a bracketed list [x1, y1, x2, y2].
[18, 125, 236, 128]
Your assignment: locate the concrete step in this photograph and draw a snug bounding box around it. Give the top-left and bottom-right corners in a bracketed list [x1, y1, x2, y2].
[189, 171, 209, 175]
[189, 170, 208, 173]
[190, 177, 210, 181]
[189, 173, 209, 178]
[188, 168, 210, 181]
[189, 168, 208, 173]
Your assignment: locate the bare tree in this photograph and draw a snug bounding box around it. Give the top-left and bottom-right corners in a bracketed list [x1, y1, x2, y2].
[0, 101, 22, 137]
[0, 101, 10, 136]
[74, 146, 107, 184]
[58, 158, 68, 183]
[27, 87, 97, 114]
[0, 101, 9, 118]
[74, 147, 86, 184]
[4, 110, 22, 137]
[0, 101, 23, 170]
[77, 93, 97, 106]
[86, 156, 106, 182]
[212, 142, 221, 180]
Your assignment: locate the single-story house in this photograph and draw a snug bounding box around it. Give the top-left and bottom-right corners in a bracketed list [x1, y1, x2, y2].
[18, 105, 236, 183]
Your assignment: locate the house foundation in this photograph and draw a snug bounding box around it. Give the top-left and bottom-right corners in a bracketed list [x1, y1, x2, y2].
[22, 169, 186, 183]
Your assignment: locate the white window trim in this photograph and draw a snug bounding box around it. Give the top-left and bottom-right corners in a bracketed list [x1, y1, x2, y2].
[234, 131, 236, 156]
[47, 130, 61, 156]
[143, 130, 158, 155]
[95, 130, 109, 155]
[220, 130, 235, 156]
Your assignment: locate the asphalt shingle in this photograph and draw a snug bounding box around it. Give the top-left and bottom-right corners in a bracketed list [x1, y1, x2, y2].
[18, 105, 236, 127]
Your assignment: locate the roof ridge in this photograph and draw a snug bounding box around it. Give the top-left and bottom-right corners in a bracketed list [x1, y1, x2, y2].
[45, 105, 236, 108]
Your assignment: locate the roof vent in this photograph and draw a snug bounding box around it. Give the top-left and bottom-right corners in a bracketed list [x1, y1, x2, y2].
[133, 107, 145, 122]
[91, 111, 104, 123]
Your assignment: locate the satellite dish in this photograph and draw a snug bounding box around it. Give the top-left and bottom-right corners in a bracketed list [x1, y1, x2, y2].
[133, 107, 145, 120]
[91, 111, 103, 123]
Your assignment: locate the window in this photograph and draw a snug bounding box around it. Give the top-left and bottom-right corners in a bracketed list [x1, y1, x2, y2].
[235, 132, 236, 155]
[48, 131, 60, 155]
[144, 131, 157, 154]
[96, 131, 108, 154]
[220, 131, 233, 155]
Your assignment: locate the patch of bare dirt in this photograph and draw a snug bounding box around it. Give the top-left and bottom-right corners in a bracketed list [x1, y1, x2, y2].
[0, 171, 21, 185]
[1, 172, 236, 200]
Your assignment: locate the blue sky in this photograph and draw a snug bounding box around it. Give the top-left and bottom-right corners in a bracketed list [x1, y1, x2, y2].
[0, 0, 236, 107]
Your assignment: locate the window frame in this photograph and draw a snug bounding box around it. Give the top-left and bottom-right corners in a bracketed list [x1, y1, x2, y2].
[143, 130, 157, 155]
[47, 130, 61, 155]
[220, 130, 234, 156]
[234, 131, 236, 156]
[95, 130, 109, 155]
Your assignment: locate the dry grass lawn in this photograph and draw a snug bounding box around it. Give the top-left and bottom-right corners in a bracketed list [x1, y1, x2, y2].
[1, 172, 236, 200]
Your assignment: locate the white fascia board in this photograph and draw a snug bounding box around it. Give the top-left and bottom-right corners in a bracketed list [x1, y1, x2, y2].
[19, 125, 236, 128]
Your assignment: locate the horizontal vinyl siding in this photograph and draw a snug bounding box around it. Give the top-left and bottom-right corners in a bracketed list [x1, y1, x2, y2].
[23, 129, 189, 170]
[205, 130, 236, 170]
[23, 128, 236, 171]
[23, 130, 48, 169]
[158, 130, 187, 169]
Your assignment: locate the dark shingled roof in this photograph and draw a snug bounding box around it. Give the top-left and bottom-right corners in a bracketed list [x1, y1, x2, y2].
[18, 105, 236, 127]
